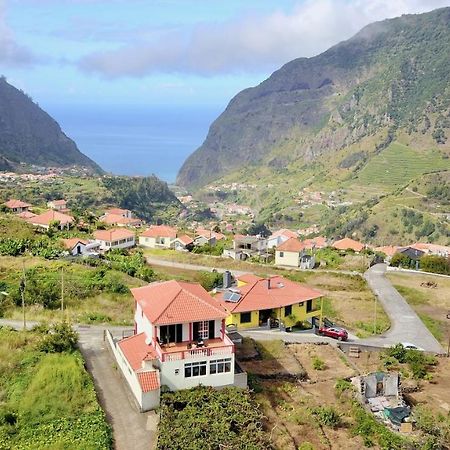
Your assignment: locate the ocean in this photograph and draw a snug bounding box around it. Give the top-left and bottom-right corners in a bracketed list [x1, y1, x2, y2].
[46, 104, 223, 183]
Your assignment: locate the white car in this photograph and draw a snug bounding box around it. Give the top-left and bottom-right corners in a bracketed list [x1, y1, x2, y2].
[400, 342, 424, 351]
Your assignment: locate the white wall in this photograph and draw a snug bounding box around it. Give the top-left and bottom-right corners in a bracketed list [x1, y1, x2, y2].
[275, 250, 300, 267]
[95, 237, 135, 251]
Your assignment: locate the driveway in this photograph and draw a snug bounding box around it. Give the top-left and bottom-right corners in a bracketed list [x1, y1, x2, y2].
[363, 264, 444, 353]
[0, 319, 157, 450]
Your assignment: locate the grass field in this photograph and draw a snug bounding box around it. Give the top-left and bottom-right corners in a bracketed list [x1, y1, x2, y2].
[0, 327, 112, 449]
[356, 142, 449, 188]
[387, 272, 450, 345]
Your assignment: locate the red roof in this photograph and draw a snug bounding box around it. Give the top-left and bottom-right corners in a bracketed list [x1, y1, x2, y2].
[118, 333, 158, 371]
[141, 225, 177, 238]
[196, 229, 225, 240]
[303, 236, 327, 249]
[61, 238, 88, 250]
[49, 199, 67, 206]
[106, 207, 130, 215]
[374, 245, 398, 257]
[333, 237, 365, 252]
[237, 274, 263, 285]
[137, 371, 160, 392]
[277, 238, 306, 252]
[270, 229, 298, 239]
[93, 228, 135, 241]
[131, 280, 228, 325]
[219, 275, 322, 314]
[102, 213, 141, 226]
[28, 210, 74, 226]
[17, 211, 36, 219]
[176, 234, 194, 245]
[4, 199, 31, 209]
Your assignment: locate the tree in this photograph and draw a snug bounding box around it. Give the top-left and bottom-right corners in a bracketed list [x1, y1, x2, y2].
[390, 252, 411, 268]
[420, 255, 450, 275]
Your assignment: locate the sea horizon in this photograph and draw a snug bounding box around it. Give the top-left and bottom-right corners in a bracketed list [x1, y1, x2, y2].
[45, 103, 223, 183]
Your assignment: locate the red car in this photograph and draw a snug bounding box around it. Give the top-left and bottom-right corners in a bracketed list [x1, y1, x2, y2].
[318, 326, 348, 341]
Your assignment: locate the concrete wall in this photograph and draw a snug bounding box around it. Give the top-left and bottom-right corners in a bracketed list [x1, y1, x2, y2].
[139, 236, 172, 248]
[275, 250, 299, 267]
[95, 237, 135, 251]
[158, 354, 235, 391]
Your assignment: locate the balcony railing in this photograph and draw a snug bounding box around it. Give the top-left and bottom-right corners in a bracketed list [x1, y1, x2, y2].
[156, 334, 235, 362]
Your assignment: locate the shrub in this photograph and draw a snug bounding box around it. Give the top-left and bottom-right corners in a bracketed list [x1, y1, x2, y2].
[335, 379, 353, 397]
[311, 406, 341, 428]
[312, 356, 325, 371]
[38, 322, 78, 353]
[420, 255, 450, 275]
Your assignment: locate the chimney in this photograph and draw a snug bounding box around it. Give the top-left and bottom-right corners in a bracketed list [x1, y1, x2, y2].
[223, 270, 232, 289]
[266, 278, 271, 290]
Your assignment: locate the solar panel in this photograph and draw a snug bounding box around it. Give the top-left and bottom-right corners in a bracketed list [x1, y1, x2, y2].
[223, 291, 241, 303]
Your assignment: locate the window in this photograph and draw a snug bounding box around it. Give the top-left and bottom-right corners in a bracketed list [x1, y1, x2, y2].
[279, 251, 284, 257]
[198, 321, 209, 339]
[306, 299, 313, 313]
[240, 312, 251, 324]
[284, 305, 292, 316]
[184, 361, 207, 378]
[160, 324, 183, 344]
[193, 320, 215, 341]
[210, 358, 232, 375]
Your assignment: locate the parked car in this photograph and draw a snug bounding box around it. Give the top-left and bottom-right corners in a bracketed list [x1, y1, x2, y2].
[318, 326, 348, 341]
[400, 342, 424, 351]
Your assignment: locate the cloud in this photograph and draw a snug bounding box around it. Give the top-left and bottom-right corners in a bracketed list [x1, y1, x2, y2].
[0, 0, 36, 66]
[79, 0, 450, 78]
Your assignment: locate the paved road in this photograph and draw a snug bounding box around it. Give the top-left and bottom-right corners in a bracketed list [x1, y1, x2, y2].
[0, 319, 157, 450]
[363, 264, 444, 353]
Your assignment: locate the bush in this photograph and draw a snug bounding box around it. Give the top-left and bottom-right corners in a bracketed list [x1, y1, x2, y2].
[38, 322, 78, 353]
[335, 379, 353, 397]
[312, 356, 325, 370]
[311, 406, 341, 428]
[390, 252, 412, 268]
[197, 271, 223, 291]
[420, 255, 450, 275]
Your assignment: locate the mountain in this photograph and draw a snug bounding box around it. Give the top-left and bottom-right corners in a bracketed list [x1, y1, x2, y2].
[0, 77, 102, 173]
[177, 7, 450, 189]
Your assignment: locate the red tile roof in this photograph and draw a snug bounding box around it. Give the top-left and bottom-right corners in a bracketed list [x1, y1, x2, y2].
[270, 228, 298, 239]
[93, 228, 135, 241]
[277, 238, 306, 252]
[141, 225, 177, 238]
[131, 280, 228, 325]
[237, 274, 263, 285]
[106, 208, 130, 215]
[332, 237, 365, 252]
[118, 333, 158, 371]
[61, 238, 88, 250]
[196, 229, 225, 240]
[374, 245, 398, 257]
[102, 213, 141, 226]
[17, 211, 36, 219]
[137, 371, 160, 392]
[219, 275, 322, 314]
[49, 199, 67, 206]
[303, 236, 328, 249]
[4, 199, 31, 209]
[176, 234, 194, 245]
[28, 210, 74, 226]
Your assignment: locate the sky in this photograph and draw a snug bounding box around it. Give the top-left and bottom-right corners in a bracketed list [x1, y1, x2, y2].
[1, 0, 449, 112]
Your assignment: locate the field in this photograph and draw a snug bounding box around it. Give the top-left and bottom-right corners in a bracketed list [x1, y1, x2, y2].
[387, 272, 450, 345]
[242, 340, 450, 449]
[0, 326, 112, 449]
[352, 142, 449, 188]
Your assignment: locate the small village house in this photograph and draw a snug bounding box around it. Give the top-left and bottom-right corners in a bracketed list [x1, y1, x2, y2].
[27, 210, 74, 230]
[105, 207, 132, 219]
[193, 228, 225, 247]
[275, 238, 309, 268]
[332, 237, 365, 253]
[101, 213, 142, 228]
[3, 199, 32, 214]
[267, 229, 298, 249]
[47, 199, 68, 212]
[218, 274, 322, 330]
[108, 280, 245, 411]
[139, 225, 177, 249]
[303, 236, 328, 250]
[223, 235, 268, 261]
[171, 235, 194, 251]
[93, 228, 135, 251]
[61, 238, 100, 256]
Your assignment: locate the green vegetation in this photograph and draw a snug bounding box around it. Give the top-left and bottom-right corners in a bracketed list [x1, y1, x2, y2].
[310, 406, 341, 428]
[157, 386, 270, 450]
[420, 255, 450, 275]
[312, 356, 325, 371]
[0, 325, 111, 449]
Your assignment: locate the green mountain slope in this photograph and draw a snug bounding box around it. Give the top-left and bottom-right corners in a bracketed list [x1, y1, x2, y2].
[0, 77, 102, 173]
[177, 7, 450, 189]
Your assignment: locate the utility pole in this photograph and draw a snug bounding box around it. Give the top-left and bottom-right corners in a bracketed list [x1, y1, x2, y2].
[373, 297, 377, 335]
[20, 262, 26, 330]
[61, 267, 64, 313]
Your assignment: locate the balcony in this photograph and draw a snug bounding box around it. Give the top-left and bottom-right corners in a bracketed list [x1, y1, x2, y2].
[155, 334, 235, 362]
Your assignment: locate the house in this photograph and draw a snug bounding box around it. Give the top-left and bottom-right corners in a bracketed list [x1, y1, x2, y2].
[61, 238, 100, 256]
[47, 199, 68, 212]
[109, 280, 244, 411]
[300, 254, 316, 270]
[332, 237, 365, 253]
[4, 199, 32, 214]
[219, 274, 323, 330]
[171, 235, 194, 252]
[105, 207, 132, 219]
[223, 235, 268, 261]
[303, 236, 328, 250]
[374, 246, 399, 259]
[17, 211, 36, 220]
[139, 225, 178, 249]
[194, 230, 216, 247]
[410, 243, 450, 258]
[101, 213, 142, 228]
[396, 246, 426, 268]
[93, 228, 135, 251]
[275, 238, 307, 268]
[27, 210, 74, 230]
[267, 229, 298, 249]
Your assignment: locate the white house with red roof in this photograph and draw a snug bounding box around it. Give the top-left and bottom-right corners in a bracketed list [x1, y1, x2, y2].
[47, 199, 68, 212]
[27, 210, 74, 230]
[171, 234, 194, 251]
[109, 280, 243, 411]
[267, 229, 298, 249]
[93, 228, 135, 250]
[4, 199, 32, 213]
[275, 238, 308, 268]
[139, 225, 178, 249]
[332, 237, 365, 253]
